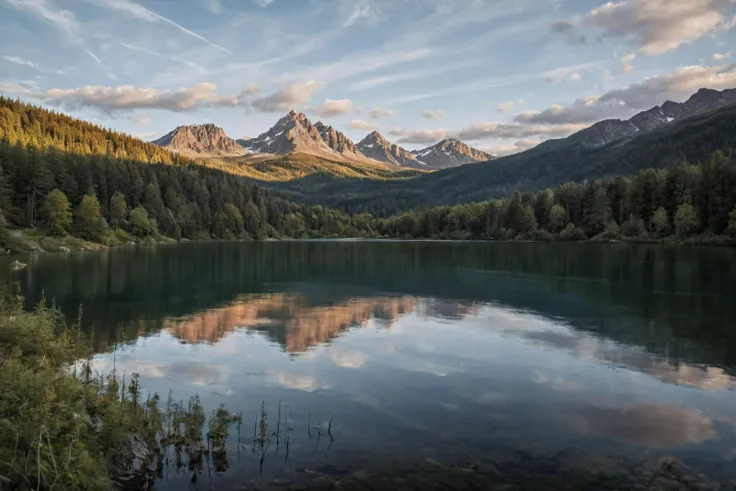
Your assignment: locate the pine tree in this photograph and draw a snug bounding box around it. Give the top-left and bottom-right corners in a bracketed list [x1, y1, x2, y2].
[75, 194, 105, 241]
[129, 206, 152, 236]
[44, 189, 72, 236]
[652, 207, 671, 238]
[674, 203, 697, 238]
[110, 191, 128, 228]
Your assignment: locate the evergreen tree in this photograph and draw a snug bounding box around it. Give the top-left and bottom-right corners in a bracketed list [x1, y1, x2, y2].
[674, 203, 697, 238]
[44, 189, 72, 236]
[75, 194, 105, 241]
[129, 206, 152, 236]
[110, 191, 128, 228]
[652, 207, 671, 238]
[548, 204, 566, 234]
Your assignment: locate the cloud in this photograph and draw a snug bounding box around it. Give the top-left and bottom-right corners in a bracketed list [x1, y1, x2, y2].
[713, 53, 727, 61]
[313, 98, 354, 117]
[347, 59, 485, 92]
[84, 48, 116, 80]
[329, 348, 366, 368]
[573, 404, 714, 448]
[389, 121, 587, 145]
[119, 43, 205, 71]
[255, 0, 274, 6]
[480, 139, 540, 156]
[132, 114, 150, 125]
[544, 61, 602, 83]
[621, 53, 637, 63]
[421, 109, 445, 120]
[584, 0, 736, 55]
[369, 107, 396, 119]
[496, 101, 516, 112]
[3, 0, 78, 38]
[514, 97, 611, 125]
[285, 48, 432, 85]
[598, 62, 736, 109]
[550, 20, 586, 45]
[243, 83, 261, 95]
[347, 119, 376, 130]
[512, 62, 736, 127]
[203, 0, 222, 13]
[621, 64, 635, 73]
[91, 0, 233, 54]
[1, 55, 64, 75]
[35, 82, 248, 113]
[251, 80, 325, 112]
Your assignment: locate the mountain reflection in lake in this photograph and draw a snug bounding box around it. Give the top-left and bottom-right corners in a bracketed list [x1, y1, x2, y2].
[2, 241, 736, 490]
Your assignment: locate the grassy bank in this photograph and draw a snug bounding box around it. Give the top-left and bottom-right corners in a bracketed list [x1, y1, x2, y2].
[0, 227, 177, 255]
[0, 295, 241, 490]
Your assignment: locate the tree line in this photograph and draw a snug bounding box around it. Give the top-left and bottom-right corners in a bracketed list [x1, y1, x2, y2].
[371, 151, 736, 242]
[1, 96, 735, 246]
[0, 97, 379, 243]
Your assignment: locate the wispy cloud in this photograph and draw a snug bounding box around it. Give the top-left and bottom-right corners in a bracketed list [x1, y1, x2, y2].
[91, 0, 233, 54]
[33, 82, 250, 113]
[421, 109, 445, 120]
[312, 98, 354, 117]
[347, 58, 485, 92]
[3, 0, 78, 38]
[251, 81, 325, 112]
[119, 43, 205, 71]
[347, 119, 376, 130]
[84, 49, 116, 80]
[369, 107, 396, 119]
[555, 0, 736, 56]
[1, 55, 64, 75]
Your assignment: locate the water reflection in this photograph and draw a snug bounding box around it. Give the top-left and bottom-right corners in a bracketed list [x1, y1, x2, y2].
[3, 242, 736, 488]
[163, 293, 414, 352]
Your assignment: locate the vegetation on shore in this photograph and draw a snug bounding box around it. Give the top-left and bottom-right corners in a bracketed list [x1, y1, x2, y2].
[0, 293, 250, 490]
[1, 97, 735, 251]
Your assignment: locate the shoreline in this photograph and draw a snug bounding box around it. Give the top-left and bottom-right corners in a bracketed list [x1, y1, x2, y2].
[3, 230, 735, 257]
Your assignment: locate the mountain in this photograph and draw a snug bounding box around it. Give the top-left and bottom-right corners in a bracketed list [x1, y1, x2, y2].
[152, 124, 245, 158]
[357, 131, 426, 169]
[272, 90, 736, 213]
[562, 87, 736, 149]
[240, 110, 375, 164]
[410, 139, 494, 169]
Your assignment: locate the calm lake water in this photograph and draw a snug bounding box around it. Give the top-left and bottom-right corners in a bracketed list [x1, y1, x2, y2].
[3, 241, 736, 490]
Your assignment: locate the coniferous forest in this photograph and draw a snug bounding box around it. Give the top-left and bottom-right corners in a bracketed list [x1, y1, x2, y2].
[1, 96, 735, 249]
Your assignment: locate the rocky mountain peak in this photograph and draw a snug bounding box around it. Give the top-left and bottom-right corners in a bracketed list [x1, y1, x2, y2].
[152, 124, 245, 158]
[356, 131, 424, 169]
[411, 139, 493, 169]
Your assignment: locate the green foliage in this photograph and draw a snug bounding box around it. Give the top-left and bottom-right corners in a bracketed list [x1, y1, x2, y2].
[726, 206, 736, 238]
[652, 207, 671, 238]
[0, 295, 242, 490]
[75, 194, 105, 241]
[548, 204, 566, 234]
[622, 214, 647, 238]
[109, 191, 128, 228]
[275, 100, 736, 212]
[44, 189, 72, 236]
[129, 206, 152, 237]
[1, 96, 734, 247]
[675, 203, 698, 238]
[559, 223, 587, 241]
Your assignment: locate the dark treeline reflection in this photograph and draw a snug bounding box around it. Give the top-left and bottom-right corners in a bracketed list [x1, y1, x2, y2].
[9, 241, 736, 368]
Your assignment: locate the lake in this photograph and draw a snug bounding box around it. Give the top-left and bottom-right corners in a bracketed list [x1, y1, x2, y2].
[2, 241, 736, 490]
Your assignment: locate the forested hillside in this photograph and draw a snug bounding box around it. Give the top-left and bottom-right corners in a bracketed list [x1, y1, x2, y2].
[1, 97, 734, 248]
[272, 100, 736, 215]
[372, 153, 736, 243]
[0, 97, 378, 246]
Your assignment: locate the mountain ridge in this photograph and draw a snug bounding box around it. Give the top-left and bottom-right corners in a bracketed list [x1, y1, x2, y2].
[152, 123, 246, 158]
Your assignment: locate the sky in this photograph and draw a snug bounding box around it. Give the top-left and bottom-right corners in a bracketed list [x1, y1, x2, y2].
[1, 0, 736, 155]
